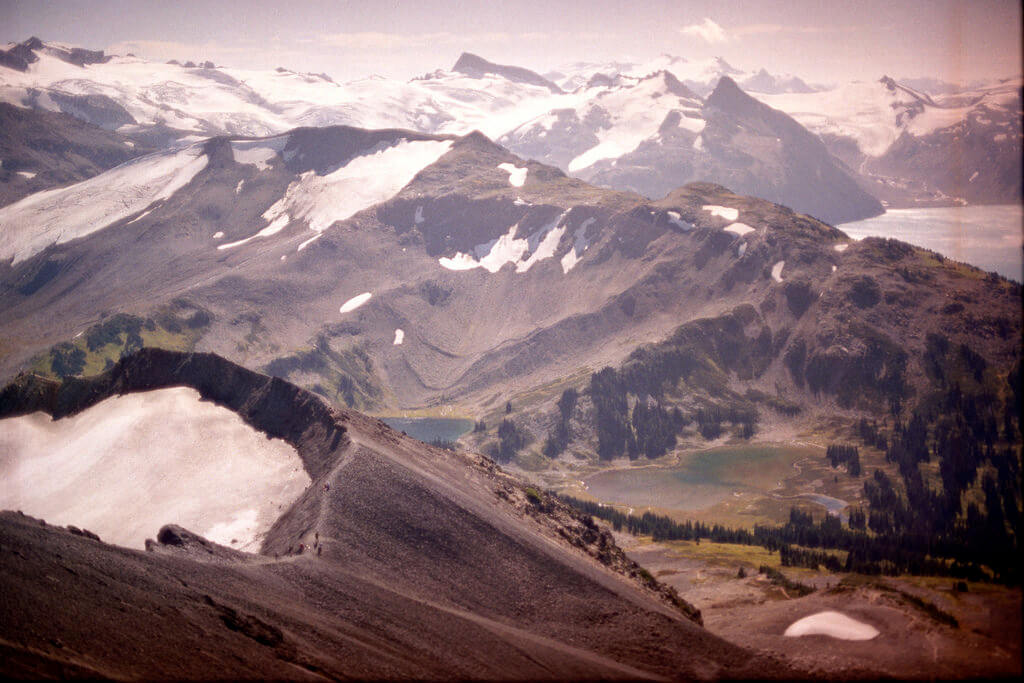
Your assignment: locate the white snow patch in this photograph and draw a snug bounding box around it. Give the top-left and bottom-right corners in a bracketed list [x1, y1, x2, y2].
[393, 328, 405, 345]
[297, 232, 322, 251]
[212, 231, 224, 239]
[230, 135, 288, 170]
[702, 205, 739, 221]
[692, 134, 703, 151]
[261, 139, 452, 234]
[0, 387, 309, 550]
[16, 170, 36, 179]
[771, 260, 785, 282]
[339, 291, 372, 313]
[517, 212, 568, 273]
[414, 205, 424, 224]
[969, 170, 979, 183]
[124, 140, 135, 148]
[784, 611, 879, 641]
[235, 179, 245, 194]
[832, 264, 837, 272]
[437, 252, 481, 271]
[513, 196, 531, 206]
[217, 213, 290, 250]
[498, 162, 528, 187]
[561, 217, 596, 273]
[667, 211, 693, 231]
[440, 212, 569, 274]
[126, 208, 154, 225]
[833, 243, 848, 252]
[737, 242, 747, 257]
[724, 222, 755, 236]
[0, 145, 208, 264]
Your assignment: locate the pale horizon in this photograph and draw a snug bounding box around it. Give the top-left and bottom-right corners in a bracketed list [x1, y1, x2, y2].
[1, 0, 1021, 88]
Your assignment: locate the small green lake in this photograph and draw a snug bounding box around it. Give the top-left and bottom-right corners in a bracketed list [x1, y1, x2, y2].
[584, 444, 817, 512]
[380, 417, 474, 444]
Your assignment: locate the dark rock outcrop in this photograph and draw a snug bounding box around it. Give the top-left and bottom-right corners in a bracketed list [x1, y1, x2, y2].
[453, 52, 563, 93]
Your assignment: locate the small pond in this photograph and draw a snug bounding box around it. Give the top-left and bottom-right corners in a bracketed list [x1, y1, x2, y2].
[584, 444, 818, 513]
[379, 417, 474, 444]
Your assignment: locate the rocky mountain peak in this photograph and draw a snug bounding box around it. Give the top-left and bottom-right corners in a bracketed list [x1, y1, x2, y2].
[452, 52, 563, 93]
[705, 75, 760, 114]
[660, 70, 698, 99]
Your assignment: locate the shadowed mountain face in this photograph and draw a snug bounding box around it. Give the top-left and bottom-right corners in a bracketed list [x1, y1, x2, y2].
[0, 103, 151, 207]
[0, 348, 792, 680]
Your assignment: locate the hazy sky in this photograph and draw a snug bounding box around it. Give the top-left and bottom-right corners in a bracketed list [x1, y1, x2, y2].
[1, 0, 1020, 85]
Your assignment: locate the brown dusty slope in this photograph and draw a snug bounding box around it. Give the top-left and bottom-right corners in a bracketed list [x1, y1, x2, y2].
[0, 348, 794, 680]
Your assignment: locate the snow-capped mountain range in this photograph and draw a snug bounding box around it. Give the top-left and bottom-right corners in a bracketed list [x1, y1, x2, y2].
[545, 54, 819, 96]
[1, 36, 1020, 217]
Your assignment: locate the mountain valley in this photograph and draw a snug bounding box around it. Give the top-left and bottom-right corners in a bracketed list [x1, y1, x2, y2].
[0, 28, 1021, 681]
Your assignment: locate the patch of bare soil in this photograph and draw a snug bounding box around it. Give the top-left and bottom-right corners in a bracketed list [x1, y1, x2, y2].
[618, 535, 1022, 679]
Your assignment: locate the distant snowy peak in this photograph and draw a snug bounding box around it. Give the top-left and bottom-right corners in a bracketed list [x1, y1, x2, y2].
[0, 36, 110, 72]
[499, 69, 704, 173]
[550, 54, 818, 97]
[451, 52, 563, 94]
[740, 68, 818, 95]
[761, 74, 1023, 158]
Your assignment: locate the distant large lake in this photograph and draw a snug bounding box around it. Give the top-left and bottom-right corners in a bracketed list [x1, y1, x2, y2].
[840, 204, 1023, 282]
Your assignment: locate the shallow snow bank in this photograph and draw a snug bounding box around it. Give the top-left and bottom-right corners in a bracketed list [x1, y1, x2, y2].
[771, 260, 785, 282]
[784, 611, 879, 641]
[497, 162, 528, 187]
[560, 217, 596, 273]
[230, 135, 289, 170]
[339, 291, 372, 313]
[702, 205, 740, 221]
[218, 213, 290, 250]
[724, 222, 755, 236]
[393, 328, 405, 345]
[263, 139, 452, 234]
[0, 387, 309, 550]
[0, 145, 208, 264]
[833, 243, 849, 252]
[667, 211, 693, 231]
[439, 211, 570, 274]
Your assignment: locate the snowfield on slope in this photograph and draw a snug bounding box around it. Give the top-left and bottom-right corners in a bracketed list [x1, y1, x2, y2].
[702, 205, 739, 221]
[0, 387, 309, 550]
[0, 145, 208, 264]
[439, 211, 570, 273]
[230, 135, 289, 170]
[262, 139, 453, 235]
[563, 74, 705, 172]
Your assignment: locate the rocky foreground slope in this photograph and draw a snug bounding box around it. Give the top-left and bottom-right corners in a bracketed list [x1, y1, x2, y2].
[0, 348, 795, 680]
